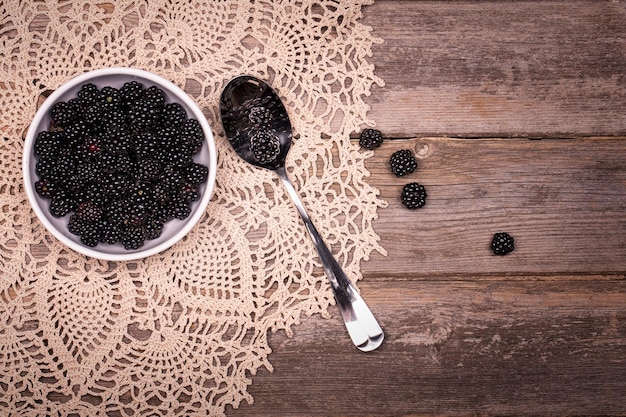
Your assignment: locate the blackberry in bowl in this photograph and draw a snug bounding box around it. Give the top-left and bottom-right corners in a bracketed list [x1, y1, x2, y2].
[23, 68, 217, 261]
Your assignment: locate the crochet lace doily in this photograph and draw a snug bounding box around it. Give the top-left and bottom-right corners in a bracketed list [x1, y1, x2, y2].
[0, 1, 386, 415]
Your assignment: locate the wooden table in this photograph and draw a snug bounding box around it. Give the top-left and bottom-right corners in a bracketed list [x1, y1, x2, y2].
[229, 2, 626, 415]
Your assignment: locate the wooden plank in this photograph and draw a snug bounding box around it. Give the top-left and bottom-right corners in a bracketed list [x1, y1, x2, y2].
[355, 136, 626, 278]
[229, 279, 626, 416]
[361, 1, 626, 138]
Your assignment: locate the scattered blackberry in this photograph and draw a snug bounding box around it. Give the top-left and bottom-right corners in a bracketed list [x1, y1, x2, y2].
[249, 130, 280, 164]
[491, 232, 515, 256]
[102, 173, 129, 196]
[80, 136, 103, 159]
[76, 162, 99, 182]
[401, 182, 427, 209]
[156, 126, 180, 149]
[359, 128, 384, 150]
[33, 82, 209, 250]
[64, 119, 91, 146]
[83, 105, 102, 125]
[389, 149, 417, 177]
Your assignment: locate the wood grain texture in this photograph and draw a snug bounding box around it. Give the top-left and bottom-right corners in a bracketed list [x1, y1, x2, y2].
[360, 137, 626, 277]
[230, 279, 626, 416]
[362, 1, 626, 138]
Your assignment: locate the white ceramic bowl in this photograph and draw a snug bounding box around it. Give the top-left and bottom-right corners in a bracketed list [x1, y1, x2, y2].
[23, 67, 217, 261]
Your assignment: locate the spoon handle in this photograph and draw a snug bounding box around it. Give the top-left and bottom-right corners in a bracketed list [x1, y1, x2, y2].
[275, 167, 384, 352]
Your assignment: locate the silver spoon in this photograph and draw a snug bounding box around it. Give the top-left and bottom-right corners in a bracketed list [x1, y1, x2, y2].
[219, 75, 384, 352]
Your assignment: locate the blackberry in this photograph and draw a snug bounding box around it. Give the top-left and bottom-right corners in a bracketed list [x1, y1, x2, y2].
[491, 232, 515, 256]
[389, 149, 417, 177]
[248, 106, 272, 127]
[76, 184, 108, 208]
[164, 149, 193, 168]
[34, 131, 62, 157]
[68, 214, 88, 236]
[126, 183, 152, 206]
[50, 100, 78, 128]
[249, 130, 280, 164]
[152, 184, 171, 206]
[144, 218, 163, 240]
[99, 221, 122, 244]
[121, 226, 146, 250]
[134, 132, 159, 159]
[83, 105, 102, 125]
[185, 163, 208, 185]
[359, 128, 383, 150]
[76, 162, 99, 182]
[143, 85, 165, 108]
[64, 119, 91, 146]
[35, 179, 56, 199]
[401, 182, 427, 209]
[99, 109, 128, 129]
[80, 136, 103, 159]
[170, 196, 191, 220]
[78, 83, 104, 108]
[179, 183, 200, 203]
[180, 119, 204, 153]
[162, 103, 187, 128]
[101, 86, 122, 111]
[155, 126, 180, 149]
[135, 158, 162, 181]
[128, 101, 160, 130]
[76, 201, 103, 222]
[80, 222, 102, 247]
[49, 192, 74, 217]
[103, 128, 133, 155]
[102, 173, 129, 196]
[119, 81, 144, 106]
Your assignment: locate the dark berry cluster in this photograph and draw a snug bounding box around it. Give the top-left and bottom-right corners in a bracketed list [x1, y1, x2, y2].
[34, 81, 208, 250]
[389, 149, 418, 177]
[401, 182, 427, 210]
[359, 128, 384, 150]
[249, 130, 281, 164]
[491, 232, 515, 256]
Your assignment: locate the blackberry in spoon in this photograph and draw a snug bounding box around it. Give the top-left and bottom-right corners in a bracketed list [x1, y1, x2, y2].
[220, 76, 384, 351]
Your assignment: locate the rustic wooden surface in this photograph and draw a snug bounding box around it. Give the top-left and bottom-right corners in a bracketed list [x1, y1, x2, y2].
[229, 1, 626, 416]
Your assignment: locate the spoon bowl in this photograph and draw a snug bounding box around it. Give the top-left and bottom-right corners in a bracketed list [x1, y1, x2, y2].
[220, 75, 384, 352]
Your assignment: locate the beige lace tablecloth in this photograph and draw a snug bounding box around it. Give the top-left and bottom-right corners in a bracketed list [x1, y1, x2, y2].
[0, 1, 386, 415]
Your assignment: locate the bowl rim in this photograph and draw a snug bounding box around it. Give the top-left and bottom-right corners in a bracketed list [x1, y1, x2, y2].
[22, 67, 217, 261]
